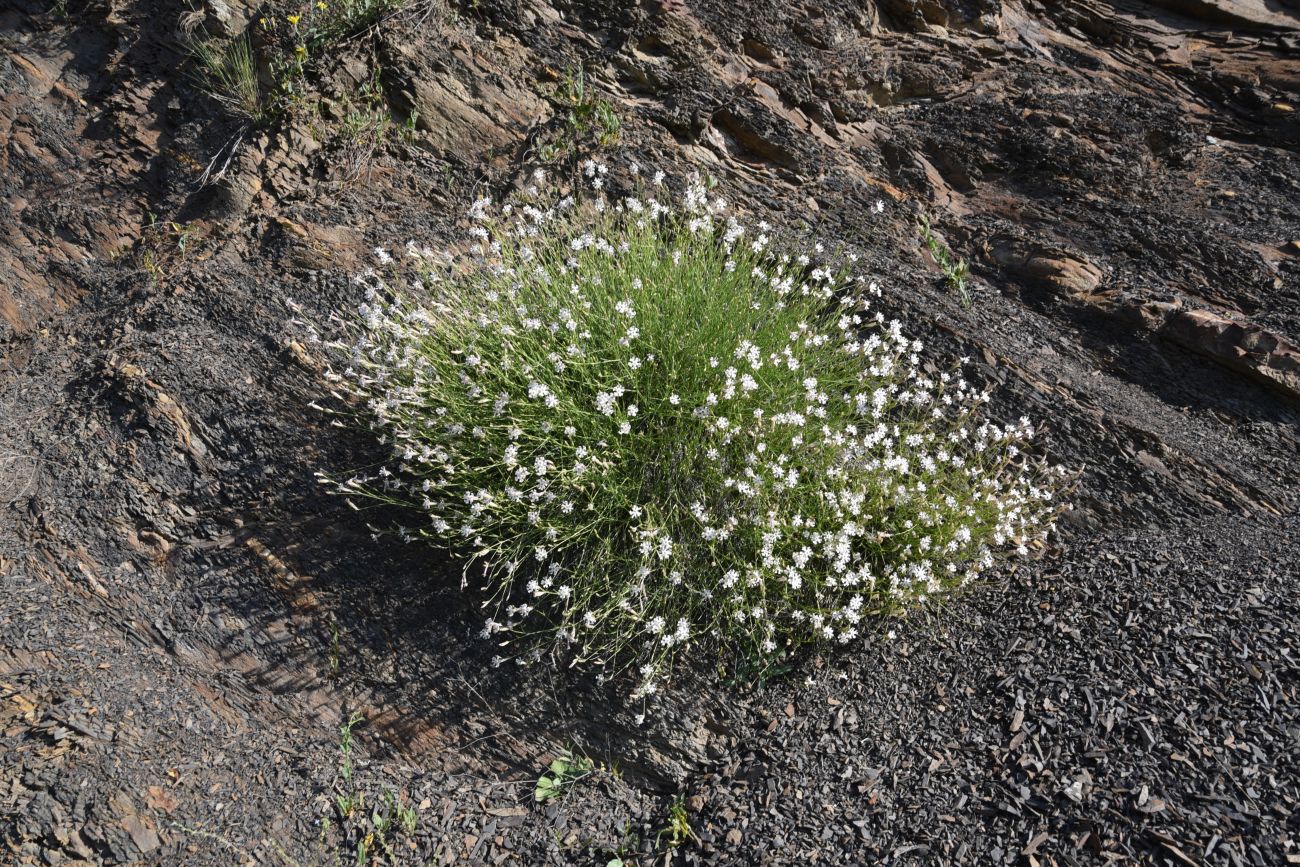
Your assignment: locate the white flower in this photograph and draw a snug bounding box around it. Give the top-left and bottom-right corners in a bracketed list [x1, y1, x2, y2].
[333, 165, 1063, 699]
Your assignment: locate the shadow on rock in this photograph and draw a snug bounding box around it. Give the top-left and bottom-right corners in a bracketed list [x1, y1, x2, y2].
[185, 414, 737, 793]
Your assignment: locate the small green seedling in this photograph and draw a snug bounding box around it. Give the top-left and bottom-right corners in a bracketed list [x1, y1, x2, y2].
[535, 749, 594, 803]
[391, 791, 419, 835]
[339, 711, 362, 782]
[658, 795, 699, 849]
[918, 214, 972, 308]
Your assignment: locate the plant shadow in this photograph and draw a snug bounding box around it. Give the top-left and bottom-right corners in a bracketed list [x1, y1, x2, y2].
[182, 416, 738, 795]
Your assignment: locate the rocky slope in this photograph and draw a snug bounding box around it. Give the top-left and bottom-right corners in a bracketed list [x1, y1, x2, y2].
[2, 0, 1299, 864]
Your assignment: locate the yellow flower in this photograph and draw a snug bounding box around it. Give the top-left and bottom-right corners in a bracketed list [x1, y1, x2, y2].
[295, 44, 307, 57]
[286, 13, 301, 24]
[316, 1, 327, 8]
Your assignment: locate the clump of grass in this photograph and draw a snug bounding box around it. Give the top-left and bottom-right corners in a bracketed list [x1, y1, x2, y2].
[321, 162, 1064, 695]
[538, 66, 621, 162]
[305, 0, 407, 47]
[918, 215, 972, 307]
[327, 66, 408, 181]
[190, 35, 268, 123]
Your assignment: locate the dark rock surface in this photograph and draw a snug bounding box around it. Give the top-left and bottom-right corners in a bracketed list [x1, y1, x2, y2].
[2, 0, 1298, 863]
